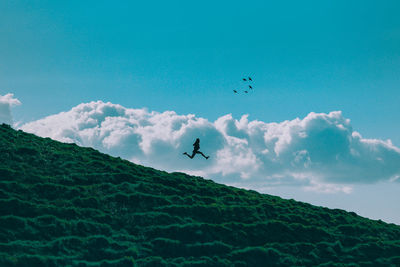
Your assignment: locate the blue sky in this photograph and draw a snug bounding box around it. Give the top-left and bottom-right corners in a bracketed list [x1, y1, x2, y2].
[1, 1, 400, 223]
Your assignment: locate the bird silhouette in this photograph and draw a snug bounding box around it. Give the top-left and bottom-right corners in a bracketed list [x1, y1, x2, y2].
[248, 77, 252, 81]
[249, 85, 253, 89]
[242, 78, 247, 81]
[244, 90, 248, 93]
[233, 90, 238, 93]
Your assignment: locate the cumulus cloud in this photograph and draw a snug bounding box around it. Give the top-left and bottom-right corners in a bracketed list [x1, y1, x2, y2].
[0, 93, 21, 125]
[20, 101, 400, 192]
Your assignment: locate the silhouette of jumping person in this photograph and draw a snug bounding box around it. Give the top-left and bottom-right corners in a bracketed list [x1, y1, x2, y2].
[183, 138, 209, 159]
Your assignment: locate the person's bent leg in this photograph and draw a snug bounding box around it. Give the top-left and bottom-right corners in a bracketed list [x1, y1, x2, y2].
[183, 152, 193, 159]
[197, 151, 209, 159]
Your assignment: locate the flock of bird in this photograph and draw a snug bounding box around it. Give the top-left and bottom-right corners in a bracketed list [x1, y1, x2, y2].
[233, 76, 253, 94]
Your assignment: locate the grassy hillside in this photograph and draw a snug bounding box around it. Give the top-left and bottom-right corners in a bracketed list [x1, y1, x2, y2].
[0, 123, 399, 266]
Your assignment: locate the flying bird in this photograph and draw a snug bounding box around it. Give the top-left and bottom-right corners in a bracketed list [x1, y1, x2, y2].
[244, 90, 248, 93]
[233, 90, 238, 93]
[249, 85, 253, 89]
[242, 78, 247, 81]
[248, 77, 252, 81]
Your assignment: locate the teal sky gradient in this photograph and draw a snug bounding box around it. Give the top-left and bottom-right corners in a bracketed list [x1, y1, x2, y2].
[1, 1, 400, 223]
[2, 1, 400, 143]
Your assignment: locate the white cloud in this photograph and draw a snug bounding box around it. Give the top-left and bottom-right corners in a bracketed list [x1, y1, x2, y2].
[20, 101, 400, 192]
[0, 93, 21, 126]
[303, 182, 353, 194]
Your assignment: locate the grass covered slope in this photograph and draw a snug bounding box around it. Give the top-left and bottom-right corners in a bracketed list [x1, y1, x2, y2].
[0, 123, 400, 266]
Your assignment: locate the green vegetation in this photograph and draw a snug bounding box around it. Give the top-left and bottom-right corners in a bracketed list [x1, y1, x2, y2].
[0, 123, 399, 266]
